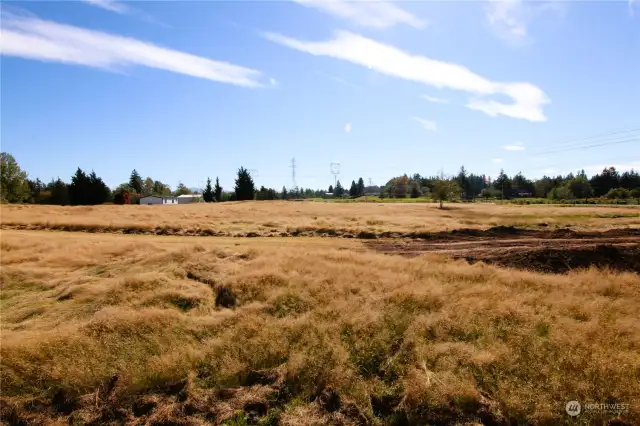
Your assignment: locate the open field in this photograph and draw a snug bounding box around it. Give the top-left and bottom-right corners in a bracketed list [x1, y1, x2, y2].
[1, 202, 639, 238]
[1, 203, 639, 425]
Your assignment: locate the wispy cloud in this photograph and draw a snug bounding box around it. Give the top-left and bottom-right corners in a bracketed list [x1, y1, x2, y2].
[492, 158, 504, 163]
[410, 117, 437, 132]
[0, 13, 266, 87]
[421, 94, 449, 104]
[502, 141, 525, 151]
[485, 0, 567, 44]
[292, 0, 424, 29]
[264, 30, 549, 122]
[314, 70, 360, 90]
[345, 122, 352, 133]
[81, 0, 129, 14]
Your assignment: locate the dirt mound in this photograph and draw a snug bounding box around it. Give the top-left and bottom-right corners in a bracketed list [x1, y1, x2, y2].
[474, 245, 640, 274]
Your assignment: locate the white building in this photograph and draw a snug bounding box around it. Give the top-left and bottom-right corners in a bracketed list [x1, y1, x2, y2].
[139, 195, 178, 205]
[177, 194, 202, 204]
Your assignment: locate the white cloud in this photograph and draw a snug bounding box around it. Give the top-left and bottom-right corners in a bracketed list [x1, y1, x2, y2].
[585, 162, 640, 173]
[492, 158, 504, 163]
[485, 0, 567, 44]
[421, 94, 449, 104]
[292, 0, 424, 29]
[345, 122, 352, 133]
[269, 77, 278, 86]
[410, 117, 437, 132]
[0, 14, 266, 87]
[263, 30, 549, 122]
[502, 141, 525, 151]
[82, 0, 129, 14]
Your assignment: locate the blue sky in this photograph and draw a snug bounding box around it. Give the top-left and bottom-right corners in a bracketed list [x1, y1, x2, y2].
[2, 0, 639, 191]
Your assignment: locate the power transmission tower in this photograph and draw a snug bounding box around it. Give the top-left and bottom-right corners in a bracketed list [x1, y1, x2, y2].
[290, 158, 297, 191]
[330, 162, 341, 189]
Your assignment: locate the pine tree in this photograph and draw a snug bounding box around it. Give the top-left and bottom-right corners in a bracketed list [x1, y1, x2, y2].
[88, 171, 110, 204]
[214, 177, 222, 202]
[235, 167, 255, 201]
[129, 169, 143, 194]
[328, 184, 334, 193]
[357, 177, 365, 196]
[334, 180, 344, 197]
[349, 180, 358, 196]
[69, 168, 90, 205]
[202, 177, 214, 202]
[282, 186, 288, 200]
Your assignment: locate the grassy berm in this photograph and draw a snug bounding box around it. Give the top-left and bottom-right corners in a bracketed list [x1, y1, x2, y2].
[1, 230, 639, 425]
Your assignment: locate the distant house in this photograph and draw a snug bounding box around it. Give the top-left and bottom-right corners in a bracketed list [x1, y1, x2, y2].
[177, 194, 202, 204]
[140, 195, 177, 205]
[512, 189, 533, 198]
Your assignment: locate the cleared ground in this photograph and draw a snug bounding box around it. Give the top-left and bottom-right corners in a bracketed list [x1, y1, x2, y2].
[1, 203, 639, 425]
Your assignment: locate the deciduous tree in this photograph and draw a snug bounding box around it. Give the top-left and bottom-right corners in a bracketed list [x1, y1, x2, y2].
[0, 152, 29, 203]
[432, 178, 460, 209]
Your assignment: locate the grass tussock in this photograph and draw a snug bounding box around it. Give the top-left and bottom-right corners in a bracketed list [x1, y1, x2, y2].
[1, 230, 639, 424]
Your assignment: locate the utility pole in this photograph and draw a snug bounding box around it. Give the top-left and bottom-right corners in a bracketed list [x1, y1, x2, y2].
[330, 162, 340, 190]
[290, 158, 297, 195]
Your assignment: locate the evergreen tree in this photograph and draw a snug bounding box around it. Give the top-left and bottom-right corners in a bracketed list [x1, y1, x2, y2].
[129, 169, 143, 193]
[493, 169, 512, 199]
[349, 180, 358, 196]
[328, 184, 334, 193]
[49, 178, 69, 205]
[214, 177, 222, 202]
[334, 180, 344, 197]
[357, 177, 365, 196]
[202, 177, 214, 202]
[456, 166, 470, 199]
[235, 167, 255, 201]
[281, 186, 288, 200]
[410, 182, 421, 198]
[88, 171, 110, 204]
[590, 167, 620, 197]
[69, 168, 90, 205]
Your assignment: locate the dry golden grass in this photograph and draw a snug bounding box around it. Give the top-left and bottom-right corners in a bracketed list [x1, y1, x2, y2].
[1, 202, 639, 236]
[1, 229, 639, 425]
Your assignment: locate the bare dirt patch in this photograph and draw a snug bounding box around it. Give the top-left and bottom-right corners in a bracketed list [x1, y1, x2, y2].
[365, 228, 640, 274]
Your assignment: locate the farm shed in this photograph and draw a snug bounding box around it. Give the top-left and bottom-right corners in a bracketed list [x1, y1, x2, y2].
[139, 195, 178, 205]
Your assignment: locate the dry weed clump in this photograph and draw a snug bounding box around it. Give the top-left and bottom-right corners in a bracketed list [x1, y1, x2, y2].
[1, 230, 639, 425]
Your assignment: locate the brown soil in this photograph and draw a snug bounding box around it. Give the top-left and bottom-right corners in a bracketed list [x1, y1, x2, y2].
[365, 230, 640, 274]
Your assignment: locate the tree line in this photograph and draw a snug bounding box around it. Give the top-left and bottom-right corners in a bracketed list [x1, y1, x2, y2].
[2, 151, 640, 205]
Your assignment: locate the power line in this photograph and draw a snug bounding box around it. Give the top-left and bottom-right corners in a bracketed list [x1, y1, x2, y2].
[527, 127, 640, 152]
[531, 137, 640, 156]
